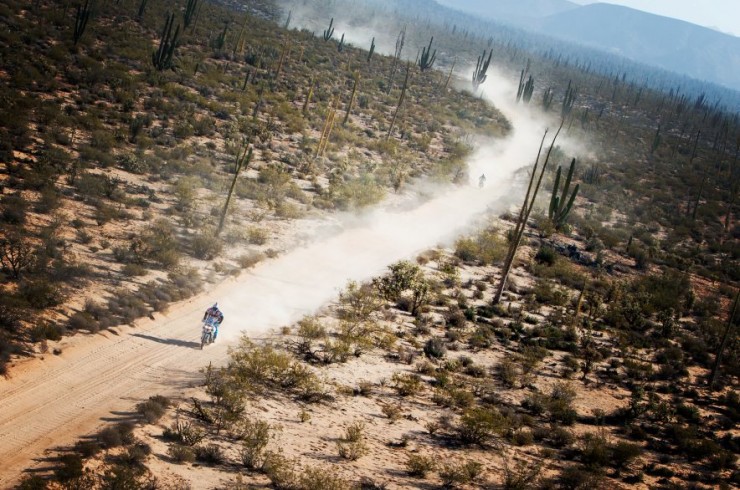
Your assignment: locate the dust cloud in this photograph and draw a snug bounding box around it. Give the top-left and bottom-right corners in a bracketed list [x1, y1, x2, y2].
[215, 4, 584, 340]
[215, 70, 582, 340]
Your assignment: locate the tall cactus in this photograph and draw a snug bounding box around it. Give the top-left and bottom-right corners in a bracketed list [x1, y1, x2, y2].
[322, 17, 334, 41]
[343, 72, 360, 126]
[367, 37, 375, 62]
[337, 33, 345, 52]
[472, 49, 492, 90]
[302, 77, 315, 115]
[387, 62, 410, 140]
[136, 0, 148, 19]
[561, 80, 577, 118]
[542, 86, 554, 111]
[548, 158, 580, 230]
[517, 69, 534, 103]
[73, 0, 93, 46]
[211, 22, 228, 51]
[183, 0, 198, 28]
[152, 13, 180, 71]
[521, 76, 534, 103]
[418, 36, 436, 71]
[218, 140, 253, 236]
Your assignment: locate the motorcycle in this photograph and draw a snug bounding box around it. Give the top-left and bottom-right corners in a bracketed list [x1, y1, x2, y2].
[200, 318, 218, 349]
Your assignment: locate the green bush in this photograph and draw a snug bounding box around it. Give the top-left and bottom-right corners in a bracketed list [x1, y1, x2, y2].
[29, 322, 64, 342]
[406, 453, 436, 477]
[457, 406, 507, 445]
[238, 418, 273, 470]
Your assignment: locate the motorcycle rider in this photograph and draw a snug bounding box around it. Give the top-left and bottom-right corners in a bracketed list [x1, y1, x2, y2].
[203, 303, 224, 341]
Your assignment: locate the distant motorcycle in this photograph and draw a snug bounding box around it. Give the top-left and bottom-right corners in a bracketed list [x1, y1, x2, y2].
[200, 319, 217, 349]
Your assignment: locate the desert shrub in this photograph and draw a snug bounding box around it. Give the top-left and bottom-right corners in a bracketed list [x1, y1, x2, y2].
[227, 340, 319, 396]
[610, 441, 643, 471]
[391, 372, 424, 396]
[16, 475, 48, 490]
[498, 357, 520, 388]
[548, 382, 578, 424]
[162, 420, 205, 446]
[99, 462, 148, 489]
[136, 395, 170, 423]
[708, 449, 738, 471]
[535, 246, 557, 265]
[457, 406, 507, 445]
[1, 193, 27, 224]
[239, 418, 273, 470]
[445, 307, 467, 328]
[344, 420, 365, 442]
[19, 280, 63, 309]
[263, 451, 299, 489]
[195, 444, 225, 464]
[424, 337, 447, 359]
[98, 422, 135, 449]
[29, 322, 64, 342]
[299, 466, 351, 490]
[74, 440, 102, 459]
[454, 227, 506, 265]
[550, 426, 576, 448]
[122, 263, 147, 277]
[191, 232, 222, 260]
[439, 460, 484, 487]
[337, 420, 368, 460]
[0, 305, 22, 333]
[54, 453, 84, 482]
[167, 444, 195, 463]
[579, 431, 610, 469]
[381, 402, 403, 422]
[119, 442, 152, 468]
[237, 252, 264, 268]
[247, 226, 269, 245]
[406, 454, 436, 477]
[67, 311, 99, 332]
[503, 458, 541, 490]
[512, 428, 535, 446]
[557, 465, 604, 490]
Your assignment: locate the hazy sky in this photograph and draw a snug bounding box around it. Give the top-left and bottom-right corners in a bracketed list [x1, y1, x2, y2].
[575, 1, 740, 36]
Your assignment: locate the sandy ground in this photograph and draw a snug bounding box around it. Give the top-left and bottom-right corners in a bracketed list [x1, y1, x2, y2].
[0, 279, 238, 486]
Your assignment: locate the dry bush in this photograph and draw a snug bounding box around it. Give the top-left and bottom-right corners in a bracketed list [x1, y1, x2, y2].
[391, 372, 424, 396]
[238, 418, 274, 470]
[405, 453, 436, 477]
[136, 395, 170, 424]
[439, 459, 484, 487]
[167, 444, 195, 463]
[337, 420, 368, 460]
[162, 420, 205, 447]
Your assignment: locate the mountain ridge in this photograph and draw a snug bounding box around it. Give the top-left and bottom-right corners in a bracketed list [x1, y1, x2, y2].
[435, 0, 740, 90]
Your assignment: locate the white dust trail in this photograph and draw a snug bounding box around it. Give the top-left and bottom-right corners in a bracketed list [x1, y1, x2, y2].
[216, 70, 556, 340]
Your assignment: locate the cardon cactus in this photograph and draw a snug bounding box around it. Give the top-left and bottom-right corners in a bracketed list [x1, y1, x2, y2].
[548, 158, 580, 230]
